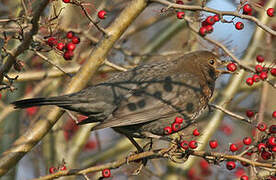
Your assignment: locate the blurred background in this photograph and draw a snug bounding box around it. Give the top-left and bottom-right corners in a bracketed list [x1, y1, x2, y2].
[0, 0, 275, 179]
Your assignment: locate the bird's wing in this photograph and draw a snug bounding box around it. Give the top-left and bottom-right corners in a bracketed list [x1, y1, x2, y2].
[92, 72, 204, 130]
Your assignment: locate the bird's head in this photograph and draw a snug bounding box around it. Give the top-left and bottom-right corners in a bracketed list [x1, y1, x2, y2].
[181, 51, 229, 83]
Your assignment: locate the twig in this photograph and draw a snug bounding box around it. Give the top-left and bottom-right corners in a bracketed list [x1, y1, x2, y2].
[32, 147, 276, 180]
[0, 0, 50, 84]
[209, 103, 252, 123]
[72, 1, 107, 34]
[104, 60, 128, 72]
[34, 50, 73, 78]
[151, 0, 276, 36]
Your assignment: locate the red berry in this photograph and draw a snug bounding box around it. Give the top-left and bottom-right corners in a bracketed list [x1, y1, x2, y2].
[189, 140, 198, 149]
[0, 93, 1, 99]
[56, 42, 65, 51]
[269, 125, 276, 133]
[258, 143, 266, 152]
[49, 167, 56, 174]
[255, 64, 263, 72]
[257, 122, 267, 131]
[246, 110, 254, 118]
[193, 129, 200, 136]
[47, 37, 58, 47]
[256, 55, 265, 62]
[206, 16, 215, 25]
[259, 71, 268, 80]
[252, 74, 260, 82]
[164, 126, 172, 135]
[206, 25, 214, 33]
[180, 140, 189, 150]
[226, 161, 236, 170]
[246, 149, 254, 156]
[243, 137, 252, 145]
[227, 62, 237, 72]
[268, 136, 276, 146]
[272, 146, 276, 152]
[199, 159, 209, 170]
[176, 12, 185, 19]
[98, 10, 107, 19]
[270, 68, 276, 76]
[102, 169, 111, 178]
[209, 140, 218, 149]
[66, 42, 76, 51]
[176, 0, 184, 4]
[174, 117, 183, 124]
[60, 165, 67, 171]
[243, 4, 252, 15]
[26, 107, 38, 116]
[62, 0, 70, 3]
[66, 31, 74, 39]
[235, 22, 244, 30]
[267, 8, 275, 17]
[63, 50, 74, 60]
[240, 175, 249, 180]
[187, 168, 196, 178]
[199, 26, 208, 36]
[84, 140, 96, 150]
[235, 168, 245, 178]
[246, 77, 253, 86]
[213, 14, 220, 22]
[171, 122, 181, 131]
[230, 143, 238, 152]
[273, 111, 276, 118]
[241, 160, 250, 167]
[261, 151, 271, 160]
[71, 36, 80, 44]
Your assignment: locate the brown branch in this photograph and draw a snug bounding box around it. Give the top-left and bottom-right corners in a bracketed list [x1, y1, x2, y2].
[209, 103, 252, 123]
[34, 50, 73, 78]
[72, 0, 107, 34]
[0, 0, 50, 84]
[32, 146, 276, 180]
[151, 0, 276, 36]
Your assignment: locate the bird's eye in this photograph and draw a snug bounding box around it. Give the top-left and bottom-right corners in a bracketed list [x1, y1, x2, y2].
[209, 59, 215, 65]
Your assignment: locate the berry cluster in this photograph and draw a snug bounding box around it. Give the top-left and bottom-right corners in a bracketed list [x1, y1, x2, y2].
[47, 31, 80, 61]
[163, 117, 184, 135]
[180, 128, 201, 150]
[199, 15, 220, 36]
[49, 164, 67, 174]
[245, 55, 275, 86]
[243, 4, 253, 15]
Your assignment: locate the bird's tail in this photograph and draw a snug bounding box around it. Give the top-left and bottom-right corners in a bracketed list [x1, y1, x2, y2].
[12, 97, 70, 109]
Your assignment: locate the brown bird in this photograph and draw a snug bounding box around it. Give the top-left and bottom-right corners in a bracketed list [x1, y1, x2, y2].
[12, 51, 226, 149]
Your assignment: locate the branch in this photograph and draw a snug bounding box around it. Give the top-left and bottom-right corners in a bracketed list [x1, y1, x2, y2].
[151, 0, 276, 36]
[32, 146, 276, 180]
[209, 103, 252, 123]
[0, 0, 50, 84]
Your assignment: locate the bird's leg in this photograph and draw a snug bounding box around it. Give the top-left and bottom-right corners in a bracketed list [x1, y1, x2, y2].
[126, 135, 143, 153]
[125, 135, 148, 174]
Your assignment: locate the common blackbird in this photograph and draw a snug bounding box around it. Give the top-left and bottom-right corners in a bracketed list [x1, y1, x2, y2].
[12, 51, 226, 142]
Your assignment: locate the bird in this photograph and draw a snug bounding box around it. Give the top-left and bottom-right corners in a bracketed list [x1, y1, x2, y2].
[12, 51, 227, 150]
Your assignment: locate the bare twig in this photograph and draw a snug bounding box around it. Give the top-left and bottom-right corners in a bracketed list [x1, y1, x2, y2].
[151, 0, 276, 36]
[0, 0, 50, 84]
[209, 103, 252, 123]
